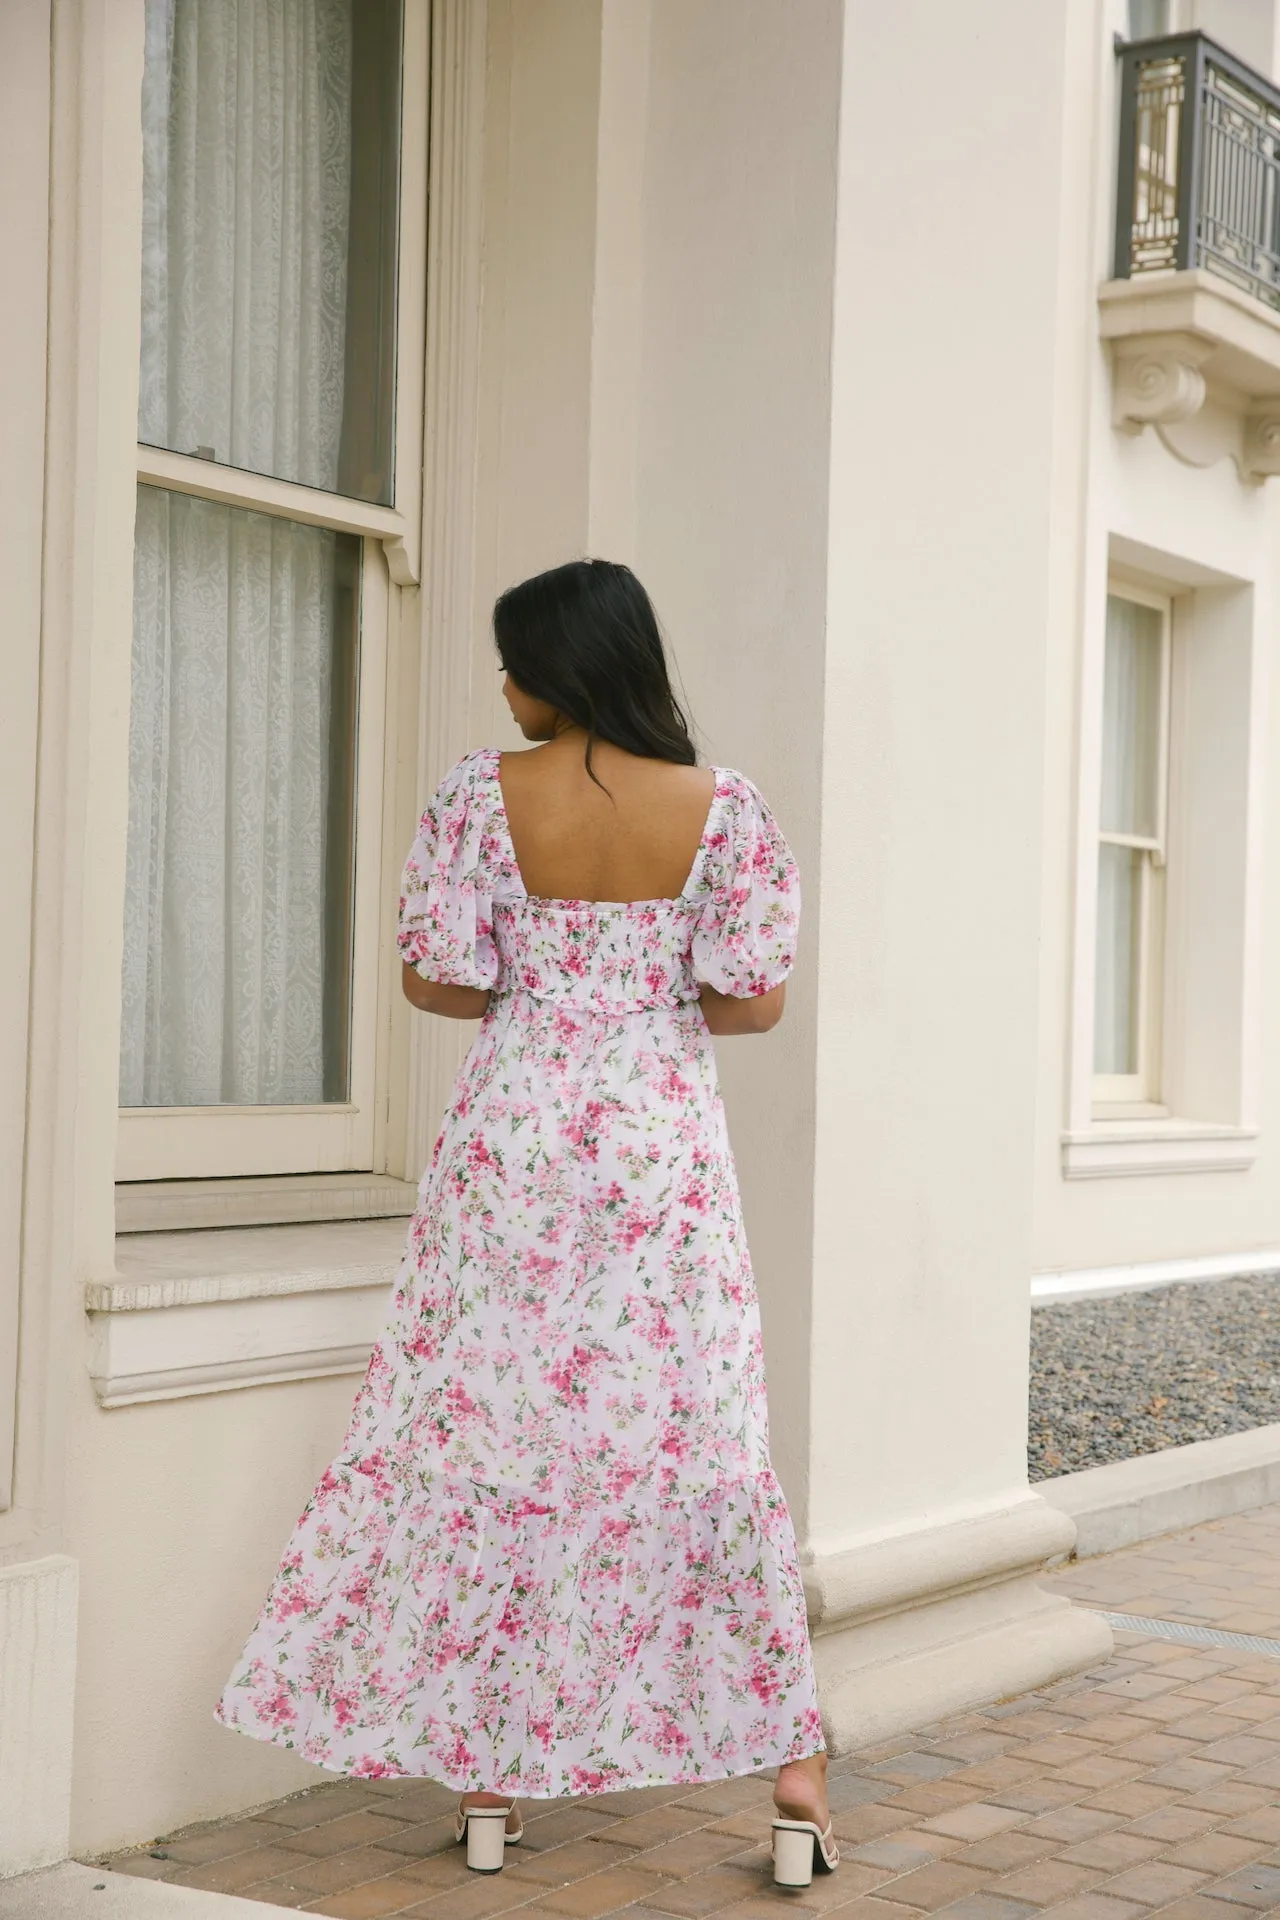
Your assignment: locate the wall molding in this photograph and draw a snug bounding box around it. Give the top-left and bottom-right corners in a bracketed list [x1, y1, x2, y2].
[802, 1497, 1077, 1633]
[1033, 1244, 1280, 1305]
[88, 1221, 404, 1408]
[800, 1499, 1111, 1755]
[1060, 1123, 1258, 1180]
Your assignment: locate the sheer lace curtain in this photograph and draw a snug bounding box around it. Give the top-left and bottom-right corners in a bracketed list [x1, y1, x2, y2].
[120, 0, 353, 1108]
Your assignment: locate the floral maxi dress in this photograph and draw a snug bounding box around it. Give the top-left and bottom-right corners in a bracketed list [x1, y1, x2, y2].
[216, 748, 822, 1793]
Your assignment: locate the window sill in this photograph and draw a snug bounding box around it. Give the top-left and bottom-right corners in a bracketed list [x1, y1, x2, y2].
[88, 1219, 406, 1408]
[115, 1172, 418, 1234]
[1061, 1120, 1258, 1180]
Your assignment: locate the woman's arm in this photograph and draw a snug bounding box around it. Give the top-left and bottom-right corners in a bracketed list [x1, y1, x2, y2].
[698, 981, 786, 1035]
[401, 961, 491, 1020]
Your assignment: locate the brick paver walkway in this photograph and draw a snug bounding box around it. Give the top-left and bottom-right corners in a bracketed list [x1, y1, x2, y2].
[93, 1504, 1280, 1918]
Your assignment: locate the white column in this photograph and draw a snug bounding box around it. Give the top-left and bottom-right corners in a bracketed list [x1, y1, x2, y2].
[806, 0, 1110, 1743]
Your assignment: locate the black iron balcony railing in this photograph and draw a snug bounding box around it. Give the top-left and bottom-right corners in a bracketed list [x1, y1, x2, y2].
[1115, 31, 1280, 310]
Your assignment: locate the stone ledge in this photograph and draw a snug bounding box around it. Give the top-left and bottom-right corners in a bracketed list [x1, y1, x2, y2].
[87, 1221, 406, 1408]
[96, 1218, 407, 1312]
[1039, 1421, 1280, 1558]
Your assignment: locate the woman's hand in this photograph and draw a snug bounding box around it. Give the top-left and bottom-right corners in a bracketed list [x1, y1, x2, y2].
[401, 962, 492, 1020]
[698, 982, 786, 1035]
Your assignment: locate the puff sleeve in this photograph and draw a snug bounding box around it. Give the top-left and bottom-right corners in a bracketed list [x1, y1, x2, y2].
[691, 773, 800, 996]
[397, 752, 499, 989]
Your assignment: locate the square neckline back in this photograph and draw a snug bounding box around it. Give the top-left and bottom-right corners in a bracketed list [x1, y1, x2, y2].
[486, 746, 725, 913]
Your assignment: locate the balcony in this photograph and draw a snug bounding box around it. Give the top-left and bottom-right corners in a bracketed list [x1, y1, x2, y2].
[1103, 31, 1280, 475]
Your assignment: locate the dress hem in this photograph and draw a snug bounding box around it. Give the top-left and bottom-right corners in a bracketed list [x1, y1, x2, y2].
[212, 1703, 823, 1798]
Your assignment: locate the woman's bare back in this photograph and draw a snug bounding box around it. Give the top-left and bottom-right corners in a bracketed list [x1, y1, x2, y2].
[498, 737, 716, 906]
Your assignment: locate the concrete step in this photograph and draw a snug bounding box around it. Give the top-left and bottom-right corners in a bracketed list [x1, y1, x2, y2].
[1040, 1419, 1280, 1556]
[0, 1864, 264, 1917]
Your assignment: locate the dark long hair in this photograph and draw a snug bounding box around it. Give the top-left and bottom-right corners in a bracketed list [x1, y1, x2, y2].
[493, 559, 697, 768]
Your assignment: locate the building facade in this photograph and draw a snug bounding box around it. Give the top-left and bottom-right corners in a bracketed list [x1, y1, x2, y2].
[5, 0, 1280, 1875]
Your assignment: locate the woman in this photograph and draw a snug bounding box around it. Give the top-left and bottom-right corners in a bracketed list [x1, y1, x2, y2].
[216, 560, 836, 1890]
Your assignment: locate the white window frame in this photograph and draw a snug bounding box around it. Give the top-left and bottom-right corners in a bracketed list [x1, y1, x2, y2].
[1063, 538, 1265, 1180]
[116, 0, 430, 1185]
[1092, 580, 1172, 1117]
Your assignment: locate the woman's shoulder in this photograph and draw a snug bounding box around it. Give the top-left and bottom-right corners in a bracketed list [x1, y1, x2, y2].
[703, 767, 796, 877]
[427, 746, 501, 809]
[442, 745, 501, 785]
[709, 765, 773, 814]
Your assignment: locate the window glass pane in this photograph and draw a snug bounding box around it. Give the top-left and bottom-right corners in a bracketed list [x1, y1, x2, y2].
[1094, 843, 1143, 1076]
[120, 486, 359, 1108]
[1100, 594, 1163, 838]
[1128, 0, 1170, 38]
[139, 0, 402, 504]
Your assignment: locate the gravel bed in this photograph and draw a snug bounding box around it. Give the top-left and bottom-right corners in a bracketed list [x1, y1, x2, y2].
[1029, 1273, 1280, 1480]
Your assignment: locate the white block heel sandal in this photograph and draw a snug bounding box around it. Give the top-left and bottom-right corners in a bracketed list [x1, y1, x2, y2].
[455, 1801, 523, 1873]
[771, 1817, 839, 1888]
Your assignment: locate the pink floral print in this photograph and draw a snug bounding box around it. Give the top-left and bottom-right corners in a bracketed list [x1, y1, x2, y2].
[216, 748, 820, 1792]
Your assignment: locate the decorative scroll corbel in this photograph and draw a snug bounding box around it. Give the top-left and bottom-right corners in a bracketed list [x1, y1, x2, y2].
[1243, 407, 1280, 481]
[381, 531, 419, 588]
[1110, 332, 1215, 434]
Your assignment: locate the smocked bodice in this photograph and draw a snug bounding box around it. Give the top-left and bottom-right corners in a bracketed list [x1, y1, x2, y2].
[490, 896, 702, 1013]
[397, 747, 799, 1014]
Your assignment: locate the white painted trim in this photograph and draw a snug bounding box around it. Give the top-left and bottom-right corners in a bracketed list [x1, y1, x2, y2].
[1032, 1243, 1280, 1302]
[135, 445, 409, 557]
[406, 0, 488, 1178]
[385, 0, 430, 588]
[92, 1346, 375, 1411]
[0, 1556, 77, 1878]
[0, 0, 51, 1515]
[1039, 1420, 1280, 1557]
[1065, 547, 1267, 1170]
[87, 1293, 386, 1409]
[115, 1172, 416, 1234]
[1060, 1120, 1257, 1177]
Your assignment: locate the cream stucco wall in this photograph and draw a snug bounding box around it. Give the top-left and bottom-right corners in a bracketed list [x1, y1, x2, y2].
[66, 1374, 353, 1853]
